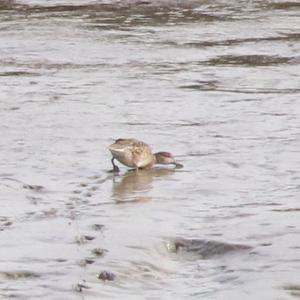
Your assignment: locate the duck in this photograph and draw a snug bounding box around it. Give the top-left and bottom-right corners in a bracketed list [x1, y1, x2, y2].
[108, 138, 183, 172]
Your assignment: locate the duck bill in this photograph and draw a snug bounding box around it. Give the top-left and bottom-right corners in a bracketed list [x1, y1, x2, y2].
[174, 162, 183, 169]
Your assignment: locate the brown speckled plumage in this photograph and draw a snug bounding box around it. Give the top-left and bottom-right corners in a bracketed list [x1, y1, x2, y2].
[108, 138, 183, 172]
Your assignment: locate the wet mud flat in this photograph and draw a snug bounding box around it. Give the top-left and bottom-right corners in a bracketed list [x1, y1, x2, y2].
[0, 176, 254, 299]
[1, 0, 300, 299]
[1, 167, 299, 299]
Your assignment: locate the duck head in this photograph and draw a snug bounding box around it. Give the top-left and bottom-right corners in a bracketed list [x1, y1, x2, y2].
[154, 152, 183, 168]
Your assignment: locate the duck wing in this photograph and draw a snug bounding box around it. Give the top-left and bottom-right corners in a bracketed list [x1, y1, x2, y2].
[109, 139, 154, 168]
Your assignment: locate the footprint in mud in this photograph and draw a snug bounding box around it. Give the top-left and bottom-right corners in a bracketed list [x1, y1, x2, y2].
[23, 184, 45, 192]
[0, 217, 13, 231]
[91, 247, 108, 257]
[97, 271, 116, 281]
[74, 282, 91, 293]
[22, 183, 49, 207]
[72, 189, 82, 194]
[75, 235, 96, 245]
[77, 258, 95, 267]
[77, 248, 108, 267]
[91, 224, 105, 232]
[25, 195, 44, 205]
[1, 178, 47, 196]
[69, 174, 113, 201]
[282, 284, 300, 297]
[23, 208, 58, 221]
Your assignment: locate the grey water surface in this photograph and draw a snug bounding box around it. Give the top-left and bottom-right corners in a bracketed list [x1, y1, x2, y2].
[0, 0, 300, 299]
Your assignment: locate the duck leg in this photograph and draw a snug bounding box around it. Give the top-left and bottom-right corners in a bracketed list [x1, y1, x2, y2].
[111, 158, 120, 173]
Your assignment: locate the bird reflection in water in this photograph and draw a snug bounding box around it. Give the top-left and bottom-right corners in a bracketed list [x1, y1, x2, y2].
[112, 168, 175, 204]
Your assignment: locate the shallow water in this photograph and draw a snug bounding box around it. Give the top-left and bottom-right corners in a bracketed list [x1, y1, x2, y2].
[0, 0, 300, 299]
